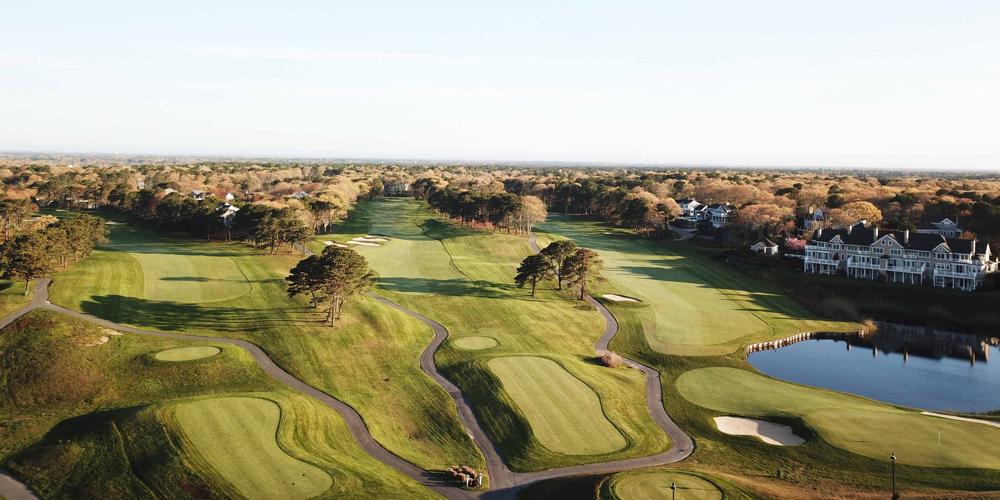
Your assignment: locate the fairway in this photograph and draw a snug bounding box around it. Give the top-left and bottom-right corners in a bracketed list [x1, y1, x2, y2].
[488, 356, 626, 455]
[453, 336, 498, 350]
[538, 216, 856, 356]
[607, 470, 723, 500]
[172, 397, 333, 499]
[676, 367, 1000, 469]
[54, 224, 251, 306]
[154, 346, 221, 361]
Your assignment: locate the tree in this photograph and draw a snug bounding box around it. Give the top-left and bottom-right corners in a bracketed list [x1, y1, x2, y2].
[286, 246, 376, 326]
[562, 248, 603, 300]
[539, 240, 577, 290]
[0, 199, 36, 241]
[1, 231, 60, 294]
[828, 201, 883, 227]
[514, 254, 553, 296]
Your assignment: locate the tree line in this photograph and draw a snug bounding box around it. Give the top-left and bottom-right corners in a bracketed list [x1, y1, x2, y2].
[1, 214, 109, 293]
[424, 187, 547, 234]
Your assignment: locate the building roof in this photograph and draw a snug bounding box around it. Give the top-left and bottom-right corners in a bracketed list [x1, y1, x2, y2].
[754, 238, 778, 247]
[811, 223, 987, 256]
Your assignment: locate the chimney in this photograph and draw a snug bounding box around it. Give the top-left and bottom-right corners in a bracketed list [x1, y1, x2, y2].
[904, 229, 909, 244]
[971, 239, 976, 255]
[873, 227, 879, 238]
[816, 227, 823, 238]
[847, 224, 853, 235]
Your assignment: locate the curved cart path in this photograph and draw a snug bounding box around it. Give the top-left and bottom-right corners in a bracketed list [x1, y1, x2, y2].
[0, 279, 475, 500]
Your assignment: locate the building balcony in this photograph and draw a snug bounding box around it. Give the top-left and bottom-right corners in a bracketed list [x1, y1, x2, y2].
[934, 269, 981, 279]
[804, 256, 837, 265]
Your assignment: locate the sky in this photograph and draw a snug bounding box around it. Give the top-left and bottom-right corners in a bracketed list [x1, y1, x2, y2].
[2, 1, 999, 169]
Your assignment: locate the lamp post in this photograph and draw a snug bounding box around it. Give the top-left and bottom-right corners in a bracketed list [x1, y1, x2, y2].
[670, 481, 676, 500]
[891, 453, 899, 500]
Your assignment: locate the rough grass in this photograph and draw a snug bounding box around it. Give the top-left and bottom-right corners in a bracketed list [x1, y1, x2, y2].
[49, 214, 481, 473]
[327, 198, 670, 471]
[154, 346, 221, 361]
[537, 216, 858, 356]
[487, 356, 626, 455]
[171, 396, 332, 498]
[0, 279, 31, 317]
[0, 311, 427, 498]
[676, 367, 1000, 469]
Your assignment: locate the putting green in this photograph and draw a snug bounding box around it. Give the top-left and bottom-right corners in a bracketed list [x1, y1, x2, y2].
[608, 470, 723, 500]
[154, 346, 221, 361]
[488, 356, 626, 455]
[173, 397, 333, 498]
[676, 367, 1000, 469]
[453, 336, 498, 350]
[538, 217, 855, 355]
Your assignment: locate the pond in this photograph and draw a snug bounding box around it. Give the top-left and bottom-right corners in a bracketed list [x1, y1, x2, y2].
[749, 323, 1000, 413]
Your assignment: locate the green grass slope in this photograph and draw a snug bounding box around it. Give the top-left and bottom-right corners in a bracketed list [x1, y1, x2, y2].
[326, 198, 670, 471]
[0, 311, 428, 498]
[49, 216, 481, 473]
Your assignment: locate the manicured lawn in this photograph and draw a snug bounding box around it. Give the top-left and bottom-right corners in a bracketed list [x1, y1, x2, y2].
[172, 396, 332, 499]
[327, 198, 670, 471]
[604, 469, 723, 500]
[0, 279, 31, 317]
[49, 215, 481, 473]
[0, 311, 427, 498]
[676, 367, 1000, 469]
[154, 345, 221, 361]
[488, 356, 626, 455]
[537, 216, 857, 356]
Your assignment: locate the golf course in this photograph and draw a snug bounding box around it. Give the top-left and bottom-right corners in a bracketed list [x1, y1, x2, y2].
[4, 198, 1000, 499]
[321, 198, 672, 472]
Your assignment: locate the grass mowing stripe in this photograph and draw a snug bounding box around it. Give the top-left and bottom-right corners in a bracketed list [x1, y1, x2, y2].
[173, 397, 332, 499]
[488, 356, 626, 455]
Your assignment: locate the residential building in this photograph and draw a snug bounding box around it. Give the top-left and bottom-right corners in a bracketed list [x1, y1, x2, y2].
[701, 203, 735, 228]
[750, 238, 779, 256]
[915, 217, 962, 238]
[677, 198, 703, 217]
[190, 190, 206, 201]
[804, 223, 997, 291]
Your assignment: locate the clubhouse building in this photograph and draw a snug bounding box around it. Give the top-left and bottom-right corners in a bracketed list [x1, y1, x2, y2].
[804, 223, 998, 291]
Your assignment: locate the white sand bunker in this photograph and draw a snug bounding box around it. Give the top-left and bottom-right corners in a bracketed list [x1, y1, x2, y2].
[349, 236, 388, 247]
[364, 235, 389, 241]
[323, 241, 349, 248]
[348, 240, 381, 247]
[714, 416, 805, 446]
[105, 221, 123, 225]
[602, 294, 640, 303]
[922, 412, 1000, 429]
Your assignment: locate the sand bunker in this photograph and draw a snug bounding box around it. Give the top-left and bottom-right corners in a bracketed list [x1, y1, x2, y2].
[105, 221, 122, 225]
[602, 294, 640, 302]
[348, 241, 381, 247]
[361, 236, 389, 242]
[323, 241, 349, 248]
[714, 416, 805, 446]
[922, 412, 1000, 429]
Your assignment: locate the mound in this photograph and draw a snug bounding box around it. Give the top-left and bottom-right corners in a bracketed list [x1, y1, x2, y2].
[154, 346, 221, 362]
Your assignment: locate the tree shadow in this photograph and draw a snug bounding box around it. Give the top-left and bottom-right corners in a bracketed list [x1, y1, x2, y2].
[79, 295, 322, 333]
[377, 277, 511, 298]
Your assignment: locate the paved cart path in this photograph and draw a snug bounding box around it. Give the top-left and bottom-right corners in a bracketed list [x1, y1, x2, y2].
[1, 234, 693, 499]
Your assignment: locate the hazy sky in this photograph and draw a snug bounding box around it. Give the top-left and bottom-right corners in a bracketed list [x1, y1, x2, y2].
[2, 1, 998, 168]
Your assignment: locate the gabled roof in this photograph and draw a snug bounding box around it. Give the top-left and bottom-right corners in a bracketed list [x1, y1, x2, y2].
[753, 238, 778, 247]
[810, 223, 987, 256]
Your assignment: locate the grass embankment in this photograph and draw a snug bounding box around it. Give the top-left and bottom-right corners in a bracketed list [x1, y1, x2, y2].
[49, 219, 481, 473]
[0, 280, 31, 316]
[0, 311, 426, 498]
[324, 198, 670, 471]
[538, 215, 1000, 497]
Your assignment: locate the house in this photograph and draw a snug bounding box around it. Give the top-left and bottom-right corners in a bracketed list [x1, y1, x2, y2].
[750, 238, 779, 256]
[190, 190, 206, 201]
[162, 188, 178, 196]
[701, 203, 735, 228]
[383, 180, 411, 196]
[804, 223, 998, 291]
[224, 192, 236, 202]
[804, 208, 825, 230]
[915, 217, 962, 238]
[289, 191, 310, 200]
[677, 199, 703, 217]
[218, 203, 239, 229]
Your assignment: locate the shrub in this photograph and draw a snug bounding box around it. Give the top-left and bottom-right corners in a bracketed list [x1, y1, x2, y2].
[599, 351, 624, 368]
